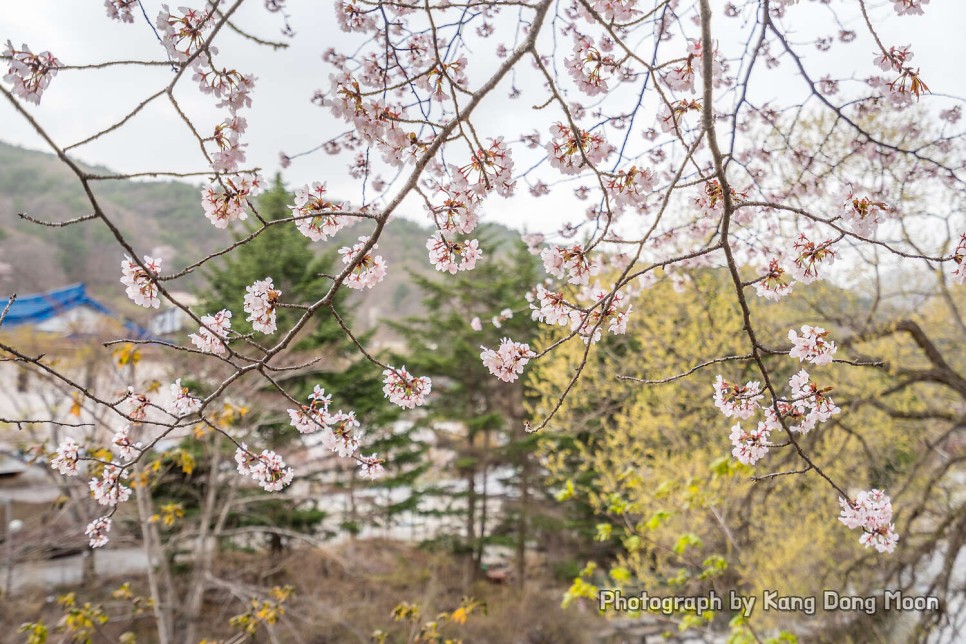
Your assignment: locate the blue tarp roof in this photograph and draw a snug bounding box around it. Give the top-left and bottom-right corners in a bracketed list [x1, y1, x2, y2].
[0, 283, 151, 338]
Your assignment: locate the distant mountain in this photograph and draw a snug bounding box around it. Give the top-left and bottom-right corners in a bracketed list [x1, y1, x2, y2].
[0, 141, 520, 333]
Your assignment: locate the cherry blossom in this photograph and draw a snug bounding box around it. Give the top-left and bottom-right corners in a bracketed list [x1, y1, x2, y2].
[470, 317, 483, 331]
[841, 188, 889, 237]
[189, 309, 233, 355]
[111, 425, 142, 461]
[105, 1, 137, 23]
[569, 287, 633, 344]
[2, 40, 60, 105]
[211, 115, 248, 173]
[839, 489, 899, 553]
[201, 174, 263, 228]
[729, 422, 771, 465]
[426, 233, 482, 274]
[126, 388, 150, 421]
[546, 123, 614, 175]
[51, 438, 81, 477]
[528, 285, 572, 327]
[339, 236, 387, 290]
[541, 243, 600, 285]
[322, 410, 361, 457]
[90, 464, 132, 507]
[754, 259, 794, 301]
[156, 5, 213, 61]
[382, 366, 432, 409]
[120, 255, 162, 309]
[287, 385, 333, 434]
[787, 234, 836, 284]
[358, 453, 385, 480]
[892, 0, 929, 17]
[193, 66, 256, 114]
[169, 378, 202, 416]
[243, 277, 280, 334]
[480, 338, 535, 383]
[788, 325, 837, 365]
[786, 369, 840, 433]
[713, 376, 763, 420]
[234, 444, 295, 492]
[290, 182, 348, 241]
[566, 36, 620, 96]
[86, 517, 112, 549]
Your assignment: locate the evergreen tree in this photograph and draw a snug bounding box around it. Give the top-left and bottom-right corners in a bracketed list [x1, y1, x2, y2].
[390, 233, 551, 585]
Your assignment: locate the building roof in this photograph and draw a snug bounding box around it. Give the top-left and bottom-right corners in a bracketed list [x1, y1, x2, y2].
[0, 283, 150, 338]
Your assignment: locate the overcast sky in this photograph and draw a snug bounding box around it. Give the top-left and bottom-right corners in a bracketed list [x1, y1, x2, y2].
[2, 1, 964, 234]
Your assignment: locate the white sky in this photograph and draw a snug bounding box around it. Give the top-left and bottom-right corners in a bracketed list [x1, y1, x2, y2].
[1, 0, 964, 234]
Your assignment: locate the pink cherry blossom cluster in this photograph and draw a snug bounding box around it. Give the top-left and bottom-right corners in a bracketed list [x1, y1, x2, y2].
[169, 378, 203, 416]
[713, 376, 764, 420]
[480, 338, 535, 383]
[211, 115, 248, 173]
[156, 4, 214, 61]
[729, 422, 771, 466]
[51, 438, 81, 477]
[546, 123, 614, 175]
[694, 179, 746, 218]
[193, 64, 256, 114]
[2, 40, 60, 105]
[120, 255, 162, 309]
[358, 453, 385, 480]
[287, 387, 361, 457]
[606, 166, 655, 211]
[90, 464, 132, 507]
[104, 0, 137, 23]
[565, 35, 620, 97]
[781, 369, 841, 434]
[491, 308, 514, 329]
[243, 277, 280, 334]
[427, 178, 480, 235]
[841, 189, 889, 237]
[334, 0, 376, 33]
[290, 182, 348, 241]
[382, 366, 432, 409]
[460, 138, 515, 198]
[111, 425, 142, 461]
[189, 309, 232, 355]
[85, 517, 112, 549]
[874, 45, 914, 74]
[234, 444, 295, 492]
[201, 173, 264, 228]
[528, 285, 572, 327]
[754, 259, 794, 301]
[569, 286, 633, 344]
[339, 236, 387, 290]
[541, 243, 600, 286]
[287, 385, 333, 434]
[892, 0, 929, 16]
[664, 40, 702, 94]
[788, 234, 837, 284]
[415, 55, 469, 102]
[126, 388, 150, 421]
[426, 233, 482, 274]
[839, 489, 900, 553]
[658, 99, 702, 135]
[788, 325, 837, 365]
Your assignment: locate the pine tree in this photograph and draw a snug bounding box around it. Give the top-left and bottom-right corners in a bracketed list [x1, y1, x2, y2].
[389, 232, 549, 585]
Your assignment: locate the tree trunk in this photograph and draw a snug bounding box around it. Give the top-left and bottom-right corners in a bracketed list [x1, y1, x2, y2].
[184, 433, 222, 643]
[475, 429, 490, 571]
[515, 454, 529, 591]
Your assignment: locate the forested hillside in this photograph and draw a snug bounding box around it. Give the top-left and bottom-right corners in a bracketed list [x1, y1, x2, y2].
[0, 141, 518, 328]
